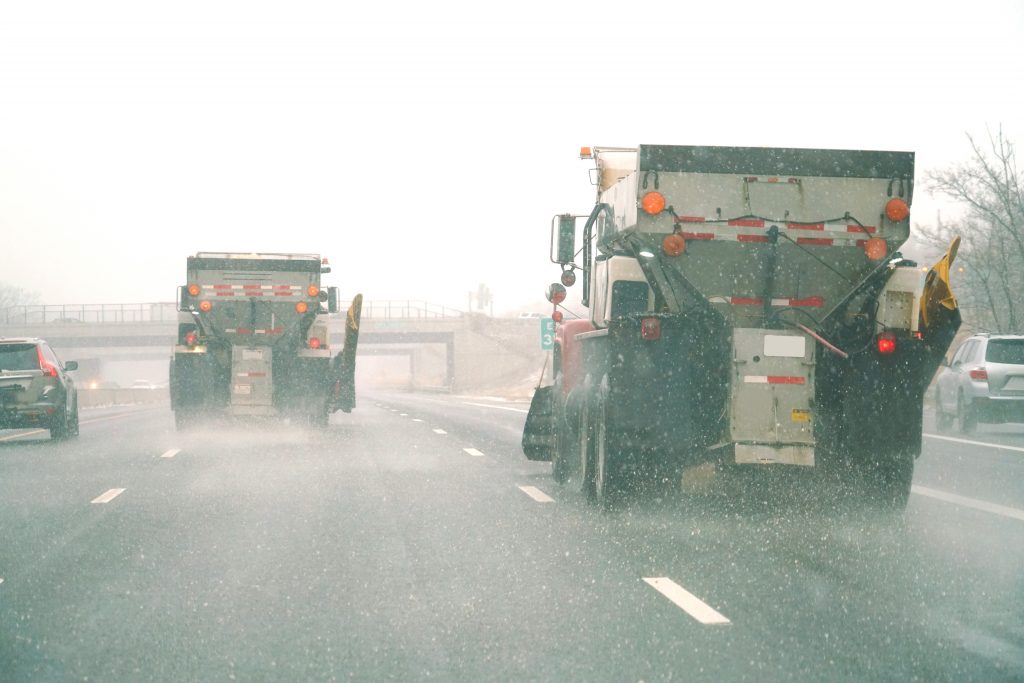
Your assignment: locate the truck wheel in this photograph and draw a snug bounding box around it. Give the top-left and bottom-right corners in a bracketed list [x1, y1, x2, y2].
[174, 410, 194, 431]
[593, 391, 625, 505]
[577, 390, 596, 500]
[551, 381, 571, 484]
[957, 392, 977, 434]
[934, 389, 953, 432]
[863, 451, 914, 511]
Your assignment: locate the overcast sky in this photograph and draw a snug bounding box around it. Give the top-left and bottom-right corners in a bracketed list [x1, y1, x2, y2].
[1, 1, 1022, 313]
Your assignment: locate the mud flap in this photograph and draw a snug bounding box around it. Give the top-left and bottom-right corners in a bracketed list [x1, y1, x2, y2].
[522, 385, 555, 461]
[329, 294, 363, 413]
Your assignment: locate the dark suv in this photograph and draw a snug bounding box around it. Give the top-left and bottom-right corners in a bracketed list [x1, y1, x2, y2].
[0, 338, 79, 440]
[935, 334, 1024, 433]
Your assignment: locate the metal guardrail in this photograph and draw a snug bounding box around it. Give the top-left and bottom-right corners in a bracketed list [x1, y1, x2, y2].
[1, 300, 466, 325]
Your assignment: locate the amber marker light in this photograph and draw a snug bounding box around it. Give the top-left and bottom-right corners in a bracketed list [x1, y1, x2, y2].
[641, 191, 666, 215]
[198, 300, 213, 312]
[295, 302, 309, 314]
[864, 237, 887, 261]
[580, 147, 593, 159]
[662, 233, 686, 257]
[885, 198, 910, 222]
[187, 283, 201, 297]
[307, 285, 320, 297]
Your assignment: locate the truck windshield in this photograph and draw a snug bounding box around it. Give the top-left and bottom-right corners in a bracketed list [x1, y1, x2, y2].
[985, 339, 1024, 364]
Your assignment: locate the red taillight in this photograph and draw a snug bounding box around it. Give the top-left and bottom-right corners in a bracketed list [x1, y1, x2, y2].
[184, 332, 198, 347]
[640, 317, 661, 341]
[36, 347, 58, 377]
[308, 338, 322, 349]
[551, 310, 563, 323]
[969, 367, 989, 381]
[877, 333, 896, 355]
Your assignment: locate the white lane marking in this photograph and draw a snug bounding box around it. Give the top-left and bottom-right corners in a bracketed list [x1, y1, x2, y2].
[463, 447, 484, 457]
[911, 485, 1024, 522]
[923, 432, 1024, 455]
[518, 485, 554, 503]
[0, 429, 46, 442]
[160, 449, 181, 459]
[643, 577, 731, 625]
[462, 401, 529, 414]
[91, 488, 126, 504]
[0, 577, 4, 585]
[412, 418, 424, 422]
[399, 413, 408, 417]
[433, 429, 447, 435]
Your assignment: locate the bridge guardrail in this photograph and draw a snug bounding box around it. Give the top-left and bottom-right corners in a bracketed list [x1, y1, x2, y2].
[2, 300, 466, 325]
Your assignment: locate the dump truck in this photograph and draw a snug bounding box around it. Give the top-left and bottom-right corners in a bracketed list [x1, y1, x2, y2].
[169, 252, 362, 430]
[522, 144, 962, 509]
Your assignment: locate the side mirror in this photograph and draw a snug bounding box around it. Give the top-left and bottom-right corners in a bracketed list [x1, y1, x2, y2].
[546, 283, 567, 305]
[327, 287, 339, 314]
[551, 214, 576, 265]
[64, 360, 79, 372]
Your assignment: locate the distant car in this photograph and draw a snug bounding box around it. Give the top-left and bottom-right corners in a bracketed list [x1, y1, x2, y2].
[0, 337, 79, 440]
[935, 333, 1024, 433]
[130, 380, 158, 390]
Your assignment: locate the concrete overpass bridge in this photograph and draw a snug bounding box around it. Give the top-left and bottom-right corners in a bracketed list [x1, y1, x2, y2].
[0, 301, 546, 393]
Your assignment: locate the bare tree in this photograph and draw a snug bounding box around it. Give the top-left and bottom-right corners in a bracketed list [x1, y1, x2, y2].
[920, 127, 1024, 332]
[0, 282, 40, 323]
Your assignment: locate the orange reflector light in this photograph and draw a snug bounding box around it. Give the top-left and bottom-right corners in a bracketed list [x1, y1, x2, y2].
[580, 146, 593, 159]
[885, 198, 910, 222]
[546, 283, 567, 305]
[641, 191, 666, 215]
[187, 283, 201, 297]
[198, 300, 212, 312]
[295, 301, 308, 314]
[864, 237, 887, 260]
[552, 310, 563, 323]
[641, 317, 661, 341]
[307, 284, 320, 297]
[185, 332, 197, 346]
[662, 233, 686, 257]
[309, 338, 322, 349]
[877, 333, 896, 355]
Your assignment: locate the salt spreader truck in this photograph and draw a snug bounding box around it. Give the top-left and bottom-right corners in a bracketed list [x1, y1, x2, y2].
[522, 145, 961, 509]
[169, 252, 362, 429]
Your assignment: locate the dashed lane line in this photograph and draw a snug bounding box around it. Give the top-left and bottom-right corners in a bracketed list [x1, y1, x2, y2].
[923, 432, 1024, 455]
[462, 401, 529, 414]
[399, 413, 408, 417]
[91, 488, 126, 504]
[911, 485, 1024, 522]
[463, 447, 484, 457]
[518, 485, 554, 503]
[412, 418, 424, 422]
[433, 429, 447, 435]
[643, 577, 731, 625]
[0, 429, 46, 442]
[160, 449, 181, 459]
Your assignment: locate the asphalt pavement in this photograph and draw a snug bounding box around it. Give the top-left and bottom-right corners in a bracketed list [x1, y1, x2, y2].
[1, 396, 1022, 681]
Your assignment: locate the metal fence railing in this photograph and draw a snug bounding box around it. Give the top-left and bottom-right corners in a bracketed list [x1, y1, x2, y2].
[1, 300, 466, 325]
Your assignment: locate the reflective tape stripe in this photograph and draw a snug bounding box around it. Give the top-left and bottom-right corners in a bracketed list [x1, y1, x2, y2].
[744, 375, 806, 384]
[709, 296, 823, 307]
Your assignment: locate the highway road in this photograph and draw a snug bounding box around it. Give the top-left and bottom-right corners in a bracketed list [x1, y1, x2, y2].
[1, 394, 1023, 681]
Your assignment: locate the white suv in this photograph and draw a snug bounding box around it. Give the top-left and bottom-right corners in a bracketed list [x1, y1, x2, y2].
[935, 334, 1024, 432]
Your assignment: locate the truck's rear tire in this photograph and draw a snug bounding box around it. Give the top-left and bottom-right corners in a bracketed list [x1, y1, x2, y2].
[551, 382, 572, 484]
[593, 391, 629, 506]
[174, 410, 195, 431]
[862, 451, 914, 511]
[577, 389, 596, 500]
